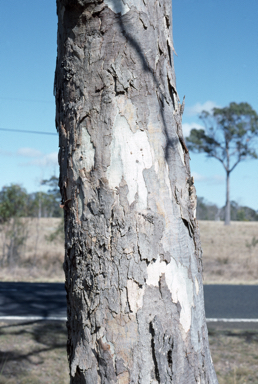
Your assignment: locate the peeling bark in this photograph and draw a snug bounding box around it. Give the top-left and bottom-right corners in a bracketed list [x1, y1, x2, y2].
[55, 0, 218, 382]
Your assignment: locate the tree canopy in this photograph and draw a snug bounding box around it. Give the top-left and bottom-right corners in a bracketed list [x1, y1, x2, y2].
[0, 178, 62, 222]
[0, 184, 28, 223]
[186, 102, 258, 224]
[186, 102, 258, 171]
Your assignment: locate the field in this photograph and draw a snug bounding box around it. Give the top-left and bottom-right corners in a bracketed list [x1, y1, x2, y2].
[209, 324, 258, 384]
[0, 218, 257, 284]
[0, 218, 64, 283]
[199, 220, 258, 285]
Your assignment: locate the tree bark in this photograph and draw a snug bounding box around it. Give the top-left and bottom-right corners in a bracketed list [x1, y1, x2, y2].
[55, 0, 218, 383]
[224, 171, 230, 225]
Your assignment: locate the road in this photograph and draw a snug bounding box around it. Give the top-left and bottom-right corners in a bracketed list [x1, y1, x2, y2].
[203, 285, 258, 320]
[0, 282, 66, 320]
[0, 282, 258, 321]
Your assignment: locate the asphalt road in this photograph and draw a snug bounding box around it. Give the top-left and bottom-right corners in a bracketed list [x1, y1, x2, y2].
[0, 282, 257, 320]
[203, 285, 258, 319]
[0, 282, 67, 319]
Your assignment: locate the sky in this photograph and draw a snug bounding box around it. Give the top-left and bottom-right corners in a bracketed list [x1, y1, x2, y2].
[0, 0, 257, 209]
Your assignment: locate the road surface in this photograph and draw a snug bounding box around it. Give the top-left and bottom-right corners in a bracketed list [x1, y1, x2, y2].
[0, 282, 257, 321]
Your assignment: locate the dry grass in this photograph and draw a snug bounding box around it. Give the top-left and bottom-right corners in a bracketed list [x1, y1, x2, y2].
[0, 321, 69, 384]
[0, 321, 257, 384]
[0, 218, 257, 284]
[208, 326, 258, 384]
[0, 218, 65, 283]
[199, 221, 258, 285]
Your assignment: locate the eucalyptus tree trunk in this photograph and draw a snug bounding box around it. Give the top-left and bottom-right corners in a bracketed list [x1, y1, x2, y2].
[55, 1, 218, 383]
[225, 171, 230, 225]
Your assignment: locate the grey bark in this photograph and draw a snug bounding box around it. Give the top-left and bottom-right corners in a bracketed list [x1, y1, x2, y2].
[225, 171, 230, 226]
[55, 0, 218, 383]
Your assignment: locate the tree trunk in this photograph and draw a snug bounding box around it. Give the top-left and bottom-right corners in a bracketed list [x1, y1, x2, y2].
[225, 171, 230, 225]
[55, 1, 218, 383]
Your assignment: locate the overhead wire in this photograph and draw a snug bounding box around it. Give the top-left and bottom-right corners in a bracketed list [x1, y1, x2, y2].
[0, 97, 57, 135]
[0, 128, 57, 136]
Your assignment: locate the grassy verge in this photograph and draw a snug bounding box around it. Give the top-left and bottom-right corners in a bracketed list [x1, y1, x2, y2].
[0, 321, 257, 383]
[0, 218, 65, 283]
[208, 326, 258, 384]
[199, 221, 258, 285]
[0, 321, 69, 384]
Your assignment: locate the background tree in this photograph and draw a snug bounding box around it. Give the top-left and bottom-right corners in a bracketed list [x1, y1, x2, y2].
[27, 191, 61, 218]
[196, 197, 220, 221]
[0, 184, 29, 265]
[0, 180, 63, 265]
[186, 102, 258, 225]
[196, 197, 258, 222]
[41, 175, 62, 218]
[0, 184, 28, 223]
[55, 0, 218, 383]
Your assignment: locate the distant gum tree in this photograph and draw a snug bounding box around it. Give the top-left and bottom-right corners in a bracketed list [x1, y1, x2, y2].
[186, 102, 258, 225]
[0, 184, 28, 265]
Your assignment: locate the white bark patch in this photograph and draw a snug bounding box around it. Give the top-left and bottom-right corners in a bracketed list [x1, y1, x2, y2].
[147, 121, 173, 201]
[104, 0, 130, 15]
[106, 111, 153, 209]
[127, 280, 145, 313]
[195, 277, 199, 295]
[164, 162, 172, 199]
[117, 96, 138, 133]
[72, 127, 95, 173]
[177, 140, 185, 165]
[102, 335, 115, 357]
[120, 288, 128, 312]
[146, 256, 194, 333]
[77, 188, 84, 222]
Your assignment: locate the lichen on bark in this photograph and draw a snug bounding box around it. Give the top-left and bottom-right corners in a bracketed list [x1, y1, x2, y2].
[55, 0, 218, 382]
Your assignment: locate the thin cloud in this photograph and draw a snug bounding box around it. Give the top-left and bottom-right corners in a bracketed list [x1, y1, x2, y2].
[192, 172, 206, 182]
[192, 171, 224, 185]
[17, 147, 42, 157]
[26, 152, 58, 167]
[0, 146, 58, 168]
[13, 147, 58, 167]
[0, 147, 43, 157]
[185, 101, 220, 117]
[182, 123, 204, 137]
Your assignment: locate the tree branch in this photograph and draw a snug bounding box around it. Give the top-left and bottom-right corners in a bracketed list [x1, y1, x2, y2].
[210, 153, 228, 171]
[229, 156, 242, 173]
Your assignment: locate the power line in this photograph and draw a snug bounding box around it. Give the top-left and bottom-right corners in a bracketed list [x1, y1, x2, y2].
[0, 127, 57, 136]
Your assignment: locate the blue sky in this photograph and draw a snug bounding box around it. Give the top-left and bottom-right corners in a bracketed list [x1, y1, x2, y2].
[0, 0, 257, 209]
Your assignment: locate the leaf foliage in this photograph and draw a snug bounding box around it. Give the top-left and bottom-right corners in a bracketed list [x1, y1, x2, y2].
[186, 102, 258, 173]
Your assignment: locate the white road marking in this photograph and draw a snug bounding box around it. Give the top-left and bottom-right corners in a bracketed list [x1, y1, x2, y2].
[206, 318, 258, 322]
[0, 316, 257, 323]
[0, 316, 67, 321]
